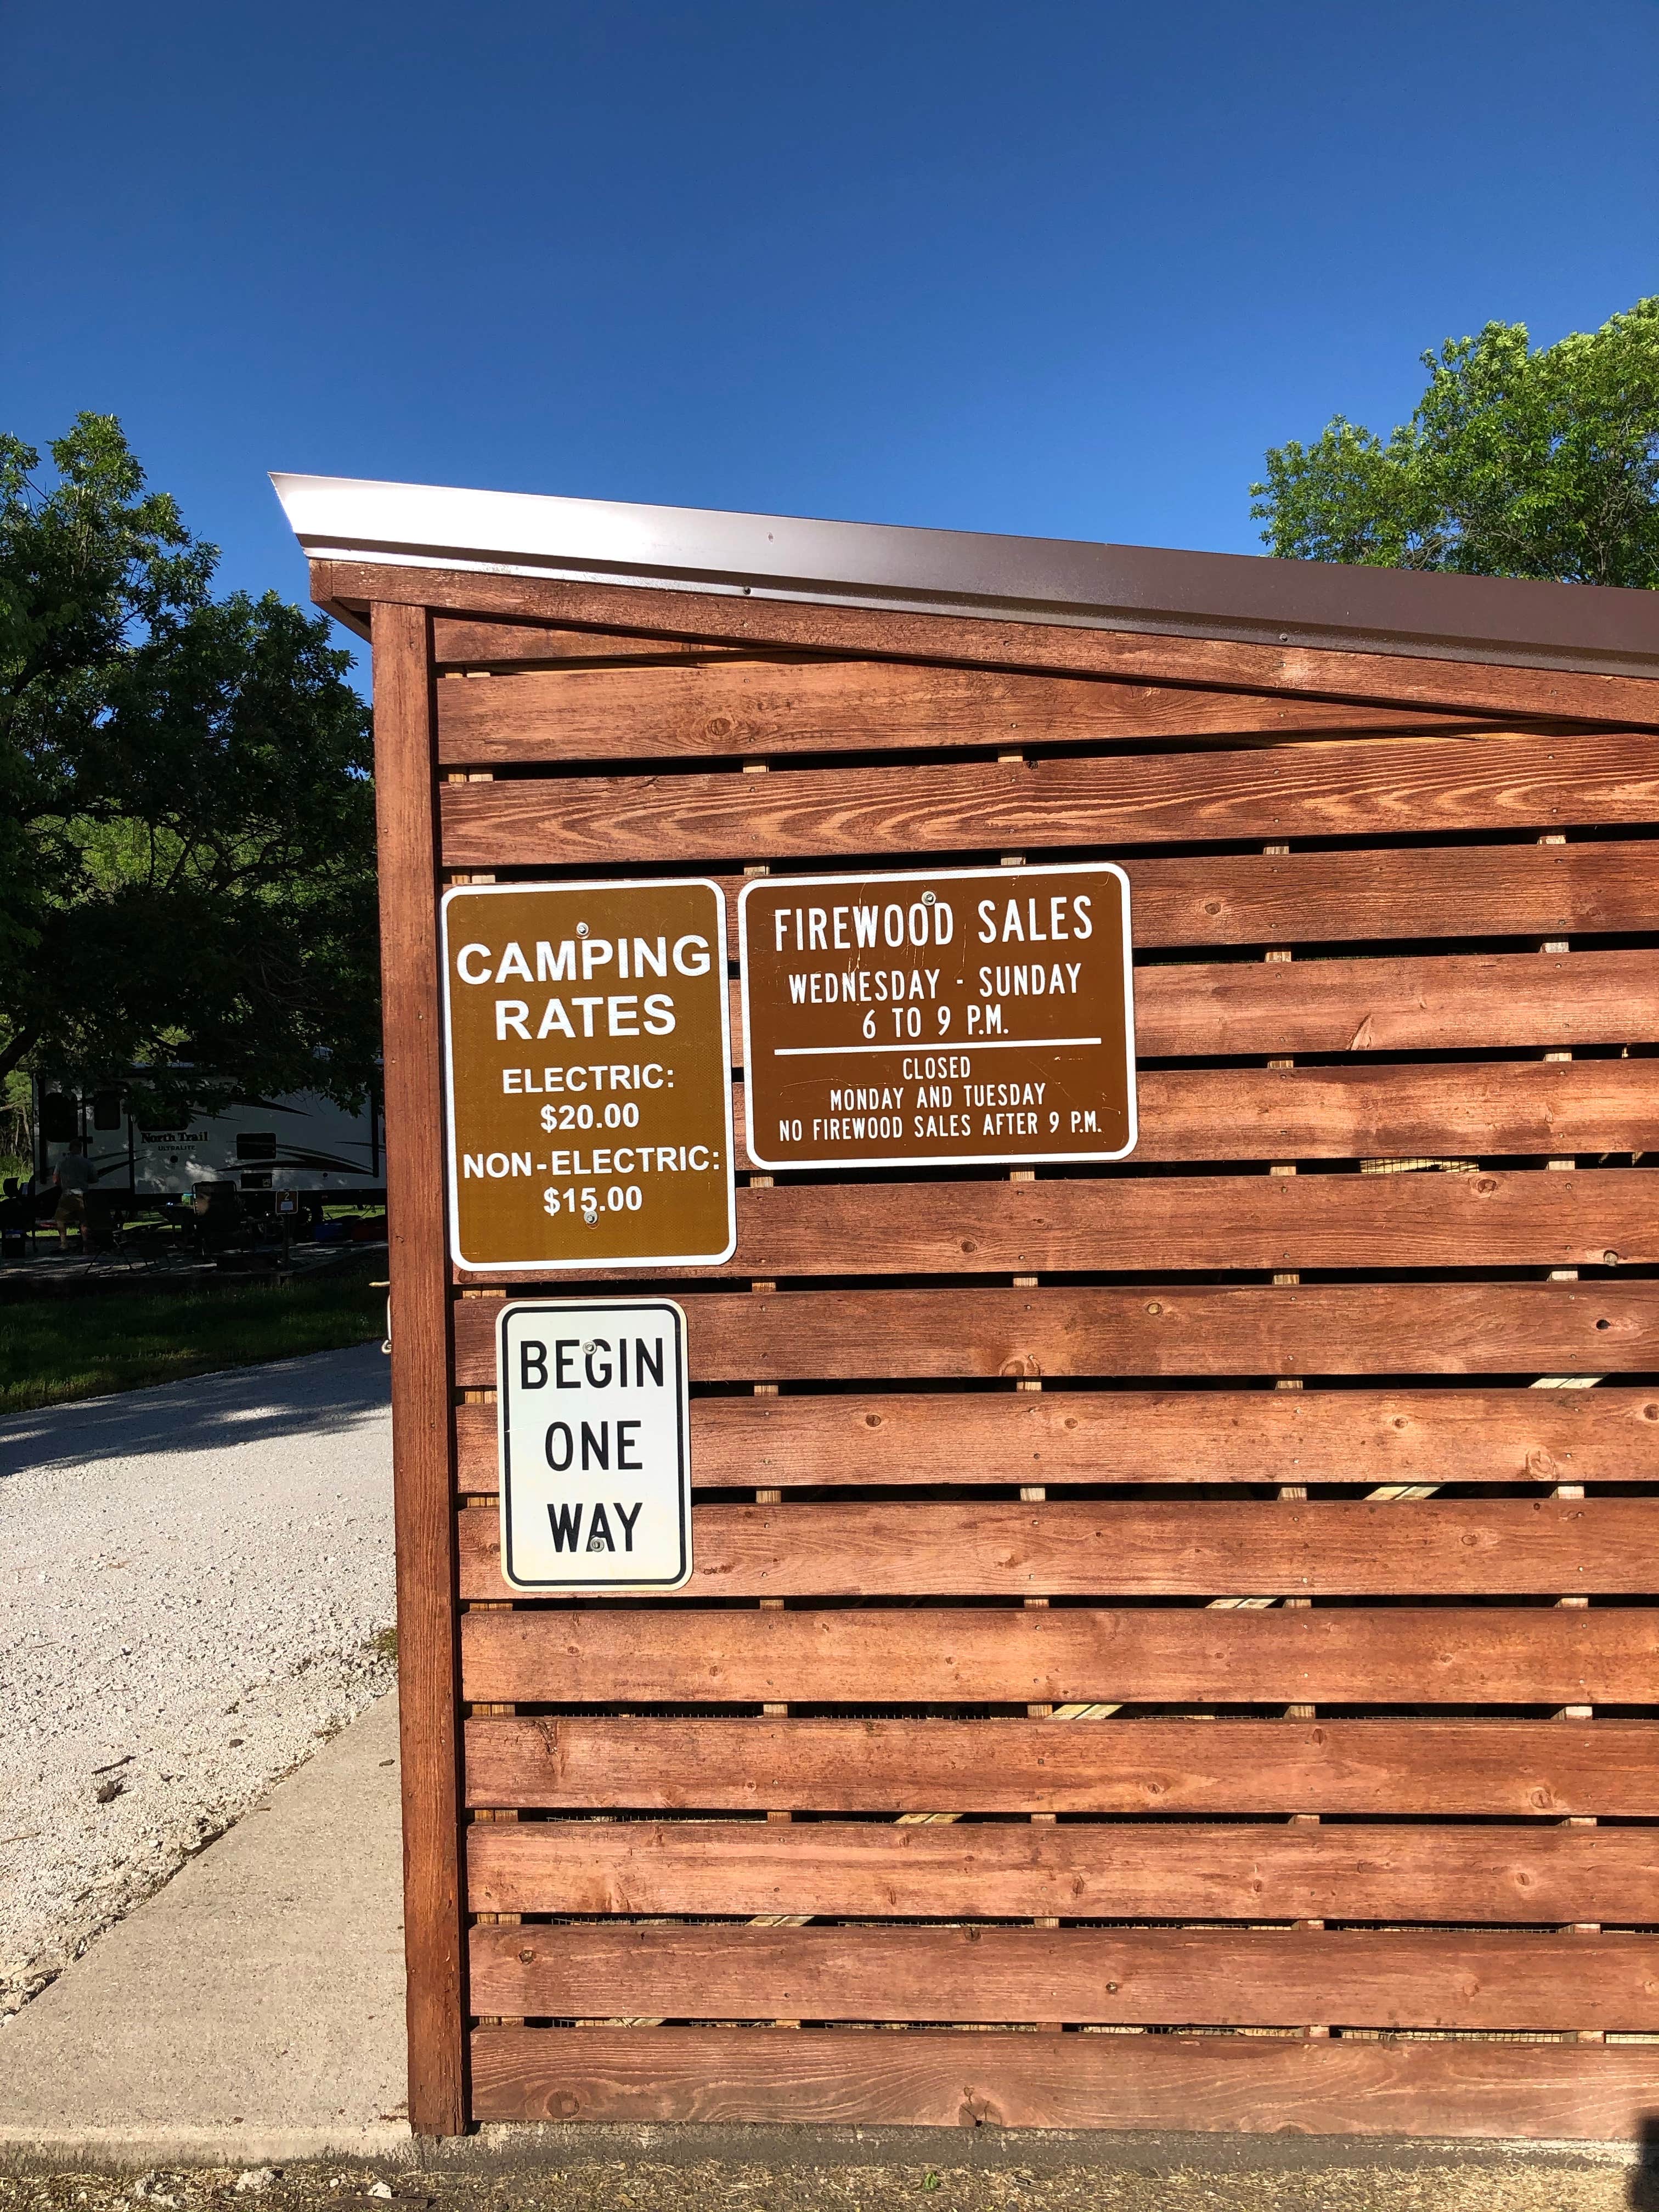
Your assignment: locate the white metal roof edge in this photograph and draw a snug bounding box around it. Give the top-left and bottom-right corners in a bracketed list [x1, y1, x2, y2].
[269, 471, 1659, 673]
[269, 471, 1157, 615]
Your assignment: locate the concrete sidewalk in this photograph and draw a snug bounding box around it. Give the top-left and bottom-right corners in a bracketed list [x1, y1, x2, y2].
[0, 1691, 409, 2164]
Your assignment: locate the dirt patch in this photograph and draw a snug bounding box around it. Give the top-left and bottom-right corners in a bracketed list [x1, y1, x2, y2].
[0, 2158, 1645, 2212]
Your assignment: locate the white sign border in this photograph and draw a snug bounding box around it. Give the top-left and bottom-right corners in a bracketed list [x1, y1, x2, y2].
[738, 860, 1138, 1172]
[495, 1295, 693, 1594]
[440, 877, 737, 1271]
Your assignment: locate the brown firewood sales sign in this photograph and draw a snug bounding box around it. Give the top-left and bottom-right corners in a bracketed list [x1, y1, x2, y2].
[441, 880, 736, 1269]
[739, 862, 1137, 1171]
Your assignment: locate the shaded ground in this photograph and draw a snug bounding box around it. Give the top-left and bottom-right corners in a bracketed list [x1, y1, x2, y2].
[0, 1262, 386, 1415]
[0, 2156, 1646, 2212]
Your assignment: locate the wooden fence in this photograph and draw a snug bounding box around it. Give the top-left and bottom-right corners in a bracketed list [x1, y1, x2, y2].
[335, 553, 1659, 2143]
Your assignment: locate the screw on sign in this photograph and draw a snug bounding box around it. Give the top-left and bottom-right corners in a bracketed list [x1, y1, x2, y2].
[441, 878, 736, 1269]
[738, 861, 1137, 1171]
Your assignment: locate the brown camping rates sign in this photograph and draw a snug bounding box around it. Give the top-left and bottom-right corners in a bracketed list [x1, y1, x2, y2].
[739, 862, 1136, 1171]
[442, 879, 735, 1268]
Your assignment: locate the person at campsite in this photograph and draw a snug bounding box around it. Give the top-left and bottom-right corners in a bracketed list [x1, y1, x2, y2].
[53, 1138, 95, 1250]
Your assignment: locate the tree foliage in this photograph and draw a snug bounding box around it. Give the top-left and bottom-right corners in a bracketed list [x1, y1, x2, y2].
[0, 414, 379, 1106]
[1251, 300, 1659, 586]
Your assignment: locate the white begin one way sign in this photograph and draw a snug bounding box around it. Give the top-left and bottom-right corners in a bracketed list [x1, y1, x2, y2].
[496, 1298, 692, 1592]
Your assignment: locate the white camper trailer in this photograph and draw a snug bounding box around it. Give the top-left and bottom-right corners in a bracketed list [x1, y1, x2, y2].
[36, 1081, 384, 1206]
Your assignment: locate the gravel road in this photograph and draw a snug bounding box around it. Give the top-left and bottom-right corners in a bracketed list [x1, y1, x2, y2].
[0, 1343, 396, 2017]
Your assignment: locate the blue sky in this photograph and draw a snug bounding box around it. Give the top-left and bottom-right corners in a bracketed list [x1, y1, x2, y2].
[5, 0, 1656, 635]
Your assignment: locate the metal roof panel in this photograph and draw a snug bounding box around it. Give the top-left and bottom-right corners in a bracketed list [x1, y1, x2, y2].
[271, 472, 1659, 675]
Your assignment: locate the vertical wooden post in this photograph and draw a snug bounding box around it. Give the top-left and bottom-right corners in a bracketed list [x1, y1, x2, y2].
[1260, 850, 1326, 2042]
[371, 601, 468, 2135]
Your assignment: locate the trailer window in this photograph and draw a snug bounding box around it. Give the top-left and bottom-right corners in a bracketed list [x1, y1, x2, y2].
[41, 1093, 77, 1142]
[236, 1132, 278, 1161]
[92, 1090, 122, 1130]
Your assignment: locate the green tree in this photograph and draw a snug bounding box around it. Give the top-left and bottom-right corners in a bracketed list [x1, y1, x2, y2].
[0, 413, 379, 1107]
[1251, 299, 1659, 586]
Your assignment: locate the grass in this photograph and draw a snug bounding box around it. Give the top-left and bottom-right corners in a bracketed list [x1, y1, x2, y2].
[0, 1261, 387, 1415]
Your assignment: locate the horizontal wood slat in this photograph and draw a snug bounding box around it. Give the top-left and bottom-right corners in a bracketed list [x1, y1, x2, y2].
[456, 1498, 1658, 1601]
[467, 1815, 1659, 1926]
[321, 558, 1659, 729]
[465, 1714, 1659, 1815]
[434, 657, 1492, 762]
[459, 1604, 1659, 1707]
[451, 1282, 1659, 1385]
[737, 1167, 1659, 1279]
[724, 1059, 1657, 1164]
[1132, 945, 1659, 1056]
[435, 624, 756, 667]
[631, 842, 1656, 957]
[484, 945, 1658, 1088]
[439, 732, 1659, 866]
[518, 1059, 1655, 1173]
[1210, 1063, 1655, 1165]
[453, 1386, 1659, 1494]
[728, 947, 1659, 1060]
[1051, 840, 1659, 950]
[471, 1921, 1659, 2032]
[459, 1168, 1659, 1291]
[467, 2023, 1659, 2138]
[741, 842, 1659, 954]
